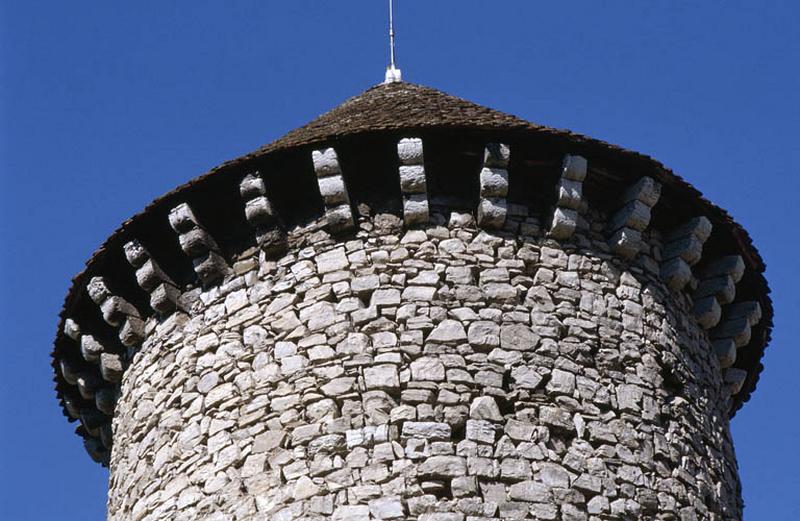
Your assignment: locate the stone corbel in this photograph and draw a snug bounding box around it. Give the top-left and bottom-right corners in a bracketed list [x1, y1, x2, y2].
[397, 138, 429, 226]
[548, 154, 587, 240]
[239, 172, 288, 256]
[660, 216, 713, 291]
[477, 143, 510, 230]
[123, 239, 180, 315]
[607, 177, 661, 259]
[312, 148, 356, 233]
[168, 202, 229, 287]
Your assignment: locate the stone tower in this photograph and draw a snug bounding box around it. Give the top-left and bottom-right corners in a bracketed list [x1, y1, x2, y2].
[52, 82, 772, 521]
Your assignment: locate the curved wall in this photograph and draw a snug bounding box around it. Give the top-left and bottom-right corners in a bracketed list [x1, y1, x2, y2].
[108, 206, 741, 521]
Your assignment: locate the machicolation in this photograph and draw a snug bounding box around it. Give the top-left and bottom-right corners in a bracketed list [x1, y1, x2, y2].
[51, 82, 773, 520]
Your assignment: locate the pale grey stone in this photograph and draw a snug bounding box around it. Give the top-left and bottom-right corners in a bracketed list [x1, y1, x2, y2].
[546, 369, 576, 395]
[465, 419, 495, 444]
[500, 323, 539, 351]
[418, 456, 467, 477]
[508, 480, 551, 502]
[479, 167, 509, 197]
[371, 288, 401, 308]
[467, 320, 500, 348]
[316, 247, 349, 274]
[368, 497, 404, 520]
[428, 319, 467, 344]
[410, 357, 445, 382]
[469, 396, 503, 421]
[364, 364, 400, 390]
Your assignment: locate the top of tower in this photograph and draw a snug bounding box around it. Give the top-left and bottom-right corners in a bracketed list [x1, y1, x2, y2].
[51, 81, 773, 459]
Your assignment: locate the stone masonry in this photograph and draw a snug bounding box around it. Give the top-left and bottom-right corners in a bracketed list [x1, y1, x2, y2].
[50, 82, 772, 521]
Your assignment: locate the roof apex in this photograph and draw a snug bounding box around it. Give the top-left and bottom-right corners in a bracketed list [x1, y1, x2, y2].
[256, 81, 537, 155]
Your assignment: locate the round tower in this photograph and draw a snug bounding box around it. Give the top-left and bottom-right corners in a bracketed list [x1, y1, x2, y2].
[52, 82, 772, 521]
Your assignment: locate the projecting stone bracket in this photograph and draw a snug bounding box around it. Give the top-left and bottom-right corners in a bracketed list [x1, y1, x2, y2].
[312, 148, 356, 234]
[86, 277, 144, 348]
[169, 202, 229, 287]
[712, 300, 762, 370]
[124, 239, 180, 315]
[477, 143, 510, 230]
[60, 317, 122, 423]
[240, 172, 288, 257]
[692, 255, 745, 329]
[660, 216, 713, 291]
[548, 154, 587, 240]
[723, 368, 748, 396]
[607, 177, 661, 259]
[397, 138, 429, 226]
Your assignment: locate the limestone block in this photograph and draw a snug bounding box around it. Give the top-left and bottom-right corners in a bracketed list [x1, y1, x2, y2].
[667, 216, 713, 243]
[480, 168, 509, 198]
[239, 172, 266, 198]
[724, 368, 748, 395]
[693, 296, 722, 329]
[663, 234, 705, 265]
[100, 296, 140, 327]
[695, 275, 736, 304]
[80, 335, 104, 363]
[410, 357, 445, 382]
[399, 165, 427, 193]
[484, 143, 510, 168]
[549, 207, 578, 240]
[467, 321, 500, 348]
[59, 358, 79, 385]
[100, 352, 124, 382]
[326, 204, 356, 233]
[714, 338, 737, 369]
[150, 283, 179, 314]
[312, 148, 342, 177]
[193, 251, 228, 286]
[63, 318, 81, 341]
[702, 255, 745, 283]
[661, 257, 693, 291]
[555, 178, 582, 209]
[509, 480, 552, 502]
[726, 301, 762, 326]
[469, 396, 502, 421]
[623, 176, 661, 207]
[397, 138, 424, 165]
[402, 422, 452, 441]
[167, 202, 198, 233]
[364, 365, 400, 390]
[179, 227, 218, 257]
[318, 174, 349, 206]
[94, 387, 117, 416]
[562, 154, 588, 181]
[712, 317, 752, 348]
[608, 200, 652, 232]
[76, 372, 100, 400]
[403, 194, 429, 226]
[418, 456, 467, 478]
[368, 497, 405, 520]
[134, 259, 171, 291]
[86, 277, 111, 305]
[244, 196, 277, 226]
[609, 227, 643, 259]
[477, 197, 507, 229]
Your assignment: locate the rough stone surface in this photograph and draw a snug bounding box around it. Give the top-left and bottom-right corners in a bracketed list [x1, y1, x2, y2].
[105, 209, 743, 521]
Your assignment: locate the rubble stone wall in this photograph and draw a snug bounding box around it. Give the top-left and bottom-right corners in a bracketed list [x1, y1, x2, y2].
[108, 207, 741, 521]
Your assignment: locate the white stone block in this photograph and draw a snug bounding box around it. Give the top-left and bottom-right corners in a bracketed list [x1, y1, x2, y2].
[397, 138, 424, 165]
[312, 148, 341, 177]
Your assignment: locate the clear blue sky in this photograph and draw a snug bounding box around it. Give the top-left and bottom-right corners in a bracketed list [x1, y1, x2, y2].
[1, 1, 797, 519]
